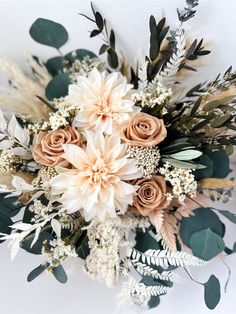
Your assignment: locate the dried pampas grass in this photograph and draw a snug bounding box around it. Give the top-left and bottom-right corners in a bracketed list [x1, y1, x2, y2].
[0, 57, 52, 121]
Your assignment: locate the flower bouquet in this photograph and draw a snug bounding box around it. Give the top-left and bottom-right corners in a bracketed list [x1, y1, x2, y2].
[0, 0, 235, 310]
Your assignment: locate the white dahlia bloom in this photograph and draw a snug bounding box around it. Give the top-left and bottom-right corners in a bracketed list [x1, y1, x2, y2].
[66, 68, 138, 134]
[50, 131, 142, 221]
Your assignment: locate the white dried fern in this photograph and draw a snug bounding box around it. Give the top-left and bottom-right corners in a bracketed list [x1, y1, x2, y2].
[157, 29, 186, 86]
[132, 261, 180, 282]
[138, 61, 148, 90]
[135, 282, 169, 297]
[131, 248, 205, 268]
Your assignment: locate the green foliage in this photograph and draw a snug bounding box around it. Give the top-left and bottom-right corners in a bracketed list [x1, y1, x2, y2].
[0, 212, 12, 243]
[46, 57, 65, 76]
[180, 207, 225, 248]
[52, 264, 68, 283]
[27, 264, 47, 282]
[189, 228, 225, 261]
[148, 295, 160, 309]
[65, 49, 97, 62]
[204, 275, 221, 310]
[46, 73, 71, 100]
[216, 209, 236, 224]
[21, 231, 53, 254]
[30, 18, 68, 49]
[194, 150, 230, 180]
[0, 194, 23, 217]
[135, 230, 160, 253]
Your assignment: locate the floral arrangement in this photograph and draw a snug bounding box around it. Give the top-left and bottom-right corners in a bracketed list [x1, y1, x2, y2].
[0, 0, 235, 310]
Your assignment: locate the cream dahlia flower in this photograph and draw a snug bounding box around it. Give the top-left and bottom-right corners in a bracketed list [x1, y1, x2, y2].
[66, 68, 137, 134]
[50, 131, 142, 221]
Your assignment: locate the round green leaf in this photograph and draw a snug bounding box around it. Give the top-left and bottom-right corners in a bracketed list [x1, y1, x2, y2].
[180, 207, 225, 247]
[204, 275, 221, 310]
[65, 49, 97, 62]
[194, 154, 214, 180]
[189, 228, 225, 261]
[46, 73, 70, 100]
[208, 150, 230, 178]
[148, 295, 160, 309]
[30, 18, 68, 48]
[45, 57, 65, 76]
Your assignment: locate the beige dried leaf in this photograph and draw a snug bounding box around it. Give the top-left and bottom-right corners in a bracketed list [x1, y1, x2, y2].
[160, 211, 178, 251]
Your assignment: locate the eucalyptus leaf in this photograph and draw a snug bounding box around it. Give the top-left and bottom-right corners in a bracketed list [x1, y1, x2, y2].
[45, 57, 65, 76]
[46, 73, 70, 100]
[204, 275, 221, 310]
[217, 209, 236, 224]
[65, 49, 97, 62]
[189, 228, 225, 261]
[180, 207, 225, 248]
[30, 18, 68, 48]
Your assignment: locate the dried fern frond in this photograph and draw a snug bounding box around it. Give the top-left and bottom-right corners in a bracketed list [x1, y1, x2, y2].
[132, 261, 180, 282]
[159, 211, 178, 251]
[134, 282, 169, 297]
[157, 29, 186, 86]
[0, 58, 51, 121]
[131, 248, 205, 267]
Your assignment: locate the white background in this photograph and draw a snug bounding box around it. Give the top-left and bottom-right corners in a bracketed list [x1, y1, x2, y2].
[0, 1, 236, 314]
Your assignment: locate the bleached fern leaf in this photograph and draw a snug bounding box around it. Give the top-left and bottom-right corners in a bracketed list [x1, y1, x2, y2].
[132, 261, 180, 282]
[135, 282, 169, 297]
[158, 212, 178, 251]
[157, 29, 186, 86]
[138, 61, 148, 90]
[131, 248, 206, 268]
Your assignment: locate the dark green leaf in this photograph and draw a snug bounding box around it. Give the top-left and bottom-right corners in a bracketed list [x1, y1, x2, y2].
[204, 275, 221, 310]
[180, 207, 225, 248]
[27, 264, 47, 282]
[0, 212, 12, 243]
[148, 295, 160, 309]
[99, 44, 108, 55]
[29, 18, 68, 48]
[46, 73, 70, 100]
[65, 49, 97, 62]
[109, 30, 115, 49]
[211, 114, 231, 128]
[90, 29, 102, 37]
[45, 56, 65, 76]
[135, 230, 160, 253]
[189, 228, 225, 261]
[159, 26, 169, 43]
[208, 150, 230, 178]
[21, 231, 53, 254]
[186, 39, 198, 59]
[52, 264, 68, 283]
[107, 48, 118, 69]
[95, 12, 103, 30]
[194, 154, 214, 180]
[191, 96, 203, 115]
[0, 194, 23, 217]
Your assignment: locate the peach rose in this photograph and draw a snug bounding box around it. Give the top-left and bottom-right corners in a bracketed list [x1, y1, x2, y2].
[33, 126, 82, 167]
[119, 112, 167, 147]
[132, 175, 169, 216]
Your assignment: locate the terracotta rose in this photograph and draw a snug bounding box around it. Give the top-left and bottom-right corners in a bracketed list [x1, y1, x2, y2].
[119, 112, 167, 147]
[33, 126, 82, 167]
[132, 175, 169, 216]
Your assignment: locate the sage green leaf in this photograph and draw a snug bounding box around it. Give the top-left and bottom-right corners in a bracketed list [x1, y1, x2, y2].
[204, 275, 221, 310]
[189, 228, 225, 261]
[46, 73, 70, 100]
[225, 144, 234, 156]
[27, 264, 47, 282]
[52, 264, 68, 283]
[168, 149, 202, 161]
[203, 95, 235, 111]
[30, 18, 68, 48]
[162, 158, 205, 169]
[211, 114, 231, 128]
[180, 208, 225, 247]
